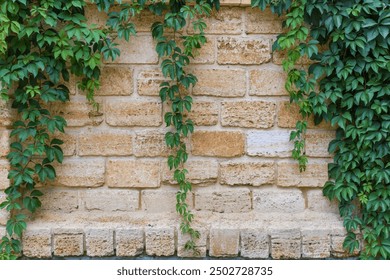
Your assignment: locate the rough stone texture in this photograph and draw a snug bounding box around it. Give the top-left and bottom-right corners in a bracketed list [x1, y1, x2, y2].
[247, 130, 293, 157]
[192, 131, 245, 157]
[246, 8, 284, 34]
[253, 188, 305, 213]
[81, 189, 139, 211]
[192, 69, 246, 97]
[111, 36, 158, 64]
[331, 235, 358, 258]
[133, 131, 169, 157]
[240, 229, 270, 259]
[107, 159, 160, 188]
[162, 160, 219, 185]
[221, 101, 276, 128]
[86, 229, 115, 257]
[277, 162, 329, 187]
[0, 129, 10, 158]
[53, 230, 84, 256]
[78, 130, 133, 156]
[145, 227, 175, 256]
[302, 229, 331, 259]
[54, 132, 77, 156]
[0, 160, 10, 190]
[305, 130, 334, 157]
[177, 228, 208, 258]
[106, 100, 162, 127]
[142, 189, 193, 213]
[271, 229, 301, 259]
[191, 38, 215, 64]
[220, 162, 275, 186]
[209, 228, 239, 257]
[137, 69, 167, 96]
[39, 188, 79, 212]
[195, 188, 251, 213]
[95, 66, 133, 96]
[217, 37, 271, 65]
[0, 99, 14, 127]
[186, 102, 219, 126]
[0, 192, 8, 225]
[54, 158, 105, 187]
[307, 189, 339, 213]
[249, 68, 288, 96]
[22, 229, 52, 258]
[116, 228, 144, 257]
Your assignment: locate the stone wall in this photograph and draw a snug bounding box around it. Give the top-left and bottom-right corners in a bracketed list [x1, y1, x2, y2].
[0, 2, 352, 259]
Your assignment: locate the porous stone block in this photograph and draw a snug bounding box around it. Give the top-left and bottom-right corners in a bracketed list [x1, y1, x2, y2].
[112, 35, 158, 64]
[162, 160, 218, 185]
[271, 229, 301, 259]
[86, 229, 114, 257]
[307, 189, 338, 213]
[240, 229, 270, 259]
[0, 129, 10, 157]
[249, 68, 287, 96]
[331, 234, 359, 258]
[177, 228, 208, 258]
[39, 188, 79, 212]
[277, 162, 328, 187]
[245, 8, 284, 34]
[305, 130, 335, 157]
[195, 188, 251, 213]
[137, 69, 166, 96]
[302, 229, 331, 259]
[95, 66, 133, 96]
[247, 130, 293, 157]
[253, 188, 305, 213]
[145, 227, 175, 256]
[142, 189, 193, 213]
[186, 102, 219, 126]
[209, 228, 239, 257]
[53, 131, 77, 156]
[0, 160, 10, 190]
[53, 230, 84, 256]
[116, 228, 144, 257]
[81, 189, 139, 211]
[191, 38, 216, 64]
[0, 99, 14, 127]
[220, 162, 275, 186]
[22, 229, 52, 258]
[134, 131, 169, 157]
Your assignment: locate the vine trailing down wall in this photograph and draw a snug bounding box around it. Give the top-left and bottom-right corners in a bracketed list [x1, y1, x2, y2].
[0, 0, 389, 259]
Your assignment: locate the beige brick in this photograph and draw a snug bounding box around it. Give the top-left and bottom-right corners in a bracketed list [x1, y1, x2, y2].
[220, 162, 275, 186]
[53, 132, 76, 156]
[142, 189, 193, 213]
[195, 188, 251, 213]
[302, 229, 331, 259]
[107, 159, 160, 188]
[39, 188, 79, 212]
[277, 162, 328, 187]
[22, 229, 52, 258]
[79, 130, 133, 156]
[81, 189, 138, 211]
[247, 130, 293, 157]
[186, 102, 219, 126]
[221, 101, 276, 128]
[188, 7, 243, 35]
[246, 8, 284, 34]
[240, 229, 270, 259]
[55, 158, 105, 187]
[53, 230, 84, 256]
[134, 131, 168, 157]
[145, 227, 175, 256]
[217, 37, 271, 65]
[249, 68, 287, 96]
[191, 38, 215, 64]
[192, 131, 245, 157]
[116, 228, 144, 257]
[0, 99, 14, 127]
[307, 189, 338, 213]
[271, 229, 301, 259]
[95, 66, 133, 96]
[106, 100, 162, 127]
[306, 130, 334, 157]
[86, 229, 114, 257]
[253, 188, 305, 213]
[0, 129, 10, 157]
[51, 100, 104, 127]
[111, 35, 158, 64]
[192, 69, 246, 97]
[162, 160, 218, 185]
[209, 228, 239, 257]
[137, 69, 166, 96]
[0, 160, 10, 190]
[177, 228, 208, 258]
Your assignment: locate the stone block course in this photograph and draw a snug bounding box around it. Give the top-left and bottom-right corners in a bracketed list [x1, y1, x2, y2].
[116, 228, 144, 257]
[220, 162, 275, 186]
[81, 189, 139, 211]
[86, 229, 115, 257]
[240, 229, 270, 258]
[145, 227, 175, 256]
[53, 230, 84, 256]
[302, 229, 331, 259]
[270, 229, 301, 259]
[253, 188, 305, 213]
[209, 228, 239, 257]
[22, 229, 52, 259]
[247, 130, 292, 157]
[277, 162, 328, 187]
[195, 188, 251, 213]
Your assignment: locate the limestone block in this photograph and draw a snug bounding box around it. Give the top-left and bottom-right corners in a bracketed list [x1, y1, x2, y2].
[145, 227, 175, 256]
[116, 228, 144, 257]
[209, 228, 239, 257]
[331, 235, 359, 258]
[271, 229, 301, 259]
[0, 99, 14, 127]
[277, 162, 328, 187]
[81, 189, 139, 211]
[191, 131, 245, 157]
[245, 8, 284, 34]
[22, 229, 52, 259]
[247, 130, 293, 157]
[305, 130, 335, 157]
[86, 229, 114, 257]
[0, 129, 10, 158]
[221, 101, 276, 128]
[177, 228, 208, 258]
[0, 192, 8, 225]
[220, 162, 275, 186]
[95, 66, 133, 96]
[240, 229, 270, 259]
[39, 188, 79, 212]
[186, 102, 219, 126]
[253, 188, 305, 213]
[111, 35, 158, 64]
[142, 189, 193, 213]
[0, 160, 10, 190]
[53, 132, 77, 156]
[249, 68, 288, 96]
[53, 229, 84, 256]
[137, 69, 166, 96]
[195, 188, 251, 213]
[191, 38, 216, 64]
[307, 189, 338, 213]
[134, 131, 169, 157]
[107, 159, 160, 188]
[302, 229, 331, 259]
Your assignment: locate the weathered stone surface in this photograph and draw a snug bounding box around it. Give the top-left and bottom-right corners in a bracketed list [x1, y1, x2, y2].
[53, 230, 84, 256]
[240, 229, 270, 259]
[331, 235, 359, 258]
[22, 229, 52, 258]
[191, 38, 215, 64]
[81, 189, 138, 211]
[307, 189, 338, 213]
[0, 193, 8, 225]
[305, 130, 334, 157]
[192, 131, 245, 157]
[116, 228, 144, 257]
[54, 132, 77, 156]
[249, 68, 287, 96]
[253, 188, 305, 213]
[221, 101, 276, 128]
[0, 129, 10, 157]
[186, 102, 219, 126]
[277, 162, 328, 187]
[0, 99, 14, 127]
[271, 229, 301, 259]
[162, 160, 218, 185]
[145, 227, 175, 256]
[220, 162, 275, 186]
[195, 188, 251, 213]
[137, 69, 166, 96]
[142, 189, 193, 213]
[39, 188, 79, 212]
[107, 159, 160, 188]
[246, 8, 283, 34]
[0, 160, 10, 190]
[217, 37, 271, 65]
[86, 229, 114, 257]
[111, 36, 158, 64]
[79, 130, 133, 156]
[177, 228, 208, 258]
[54, 158, 105, 187]
[134, 131, 169, 157]
[95, 66, 133, 96]
[209, 228, 239, 257]
[247, 130, 293, 157]
[192, 69, 246, 97]
[302, 229, 331, 259]
[106, 100, 162, 127]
